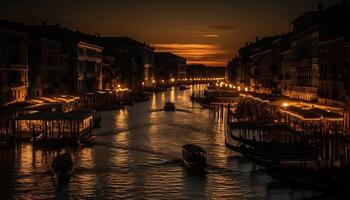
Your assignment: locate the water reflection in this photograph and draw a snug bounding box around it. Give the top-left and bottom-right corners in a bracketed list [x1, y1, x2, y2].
[0, 84, 322, 200]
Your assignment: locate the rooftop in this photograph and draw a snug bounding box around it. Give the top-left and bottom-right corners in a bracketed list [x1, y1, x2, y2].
[16, 110, 92, 121]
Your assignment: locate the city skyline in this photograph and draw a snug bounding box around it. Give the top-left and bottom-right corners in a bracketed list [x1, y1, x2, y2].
[2, 1, 350, 199]
[0, 0, 339, 66]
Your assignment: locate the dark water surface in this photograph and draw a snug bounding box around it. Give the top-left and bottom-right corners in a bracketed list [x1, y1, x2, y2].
[1, 85, 325, 199]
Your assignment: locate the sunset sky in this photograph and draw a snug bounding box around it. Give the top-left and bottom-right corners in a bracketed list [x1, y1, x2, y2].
[0, 0, 338, 66]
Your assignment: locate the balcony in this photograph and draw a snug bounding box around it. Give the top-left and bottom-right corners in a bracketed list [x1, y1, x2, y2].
[8, 81, 26, 87]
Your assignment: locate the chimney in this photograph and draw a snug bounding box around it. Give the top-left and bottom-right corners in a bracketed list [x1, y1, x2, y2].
[318, 3, 323, 11]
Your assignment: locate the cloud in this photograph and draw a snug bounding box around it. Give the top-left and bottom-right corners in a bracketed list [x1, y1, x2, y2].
[209, 25, 239, 31]
[153, 43, 229, 66]
[200, 34, 220, 38]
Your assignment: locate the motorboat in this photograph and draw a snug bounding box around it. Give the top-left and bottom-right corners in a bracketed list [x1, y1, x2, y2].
[164, 101, 176, 111]
[182, 144, 207, 171]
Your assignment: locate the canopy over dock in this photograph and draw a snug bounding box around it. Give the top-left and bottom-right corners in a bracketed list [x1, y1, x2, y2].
[14, 110, 93, 141]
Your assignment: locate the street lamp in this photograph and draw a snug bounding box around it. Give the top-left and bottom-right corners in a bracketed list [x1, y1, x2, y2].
[244, 87, 248, 92]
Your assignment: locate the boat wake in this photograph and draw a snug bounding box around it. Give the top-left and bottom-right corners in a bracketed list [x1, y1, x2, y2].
[174, 109, 193, 114]
[94, 123, 154, 136]
[145, 108, 193, 114]
[145, 109, 164, 113]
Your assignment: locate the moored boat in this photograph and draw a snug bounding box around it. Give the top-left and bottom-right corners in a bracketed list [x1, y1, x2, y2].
[182, 144, 207, 171]
[52, 153, 73, 180]
[80, 135, 96, 145]
[200, 102, 215, 109]
[93, 115, 101, 128]
[179, 85, 191, 90]
[164, 101, 176, 111]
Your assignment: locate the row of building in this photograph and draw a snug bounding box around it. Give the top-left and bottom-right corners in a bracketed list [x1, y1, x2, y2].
[226, 1, 350, 107]
[0, 20, 226, 107]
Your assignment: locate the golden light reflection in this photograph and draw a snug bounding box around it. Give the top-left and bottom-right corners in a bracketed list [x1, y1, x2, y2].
[18, 144, 33, 174]
[115, 109, 129, 137]
[151, 94, 157, 110]
[161, 92, 166, 104]
[170, 88, 175, 102]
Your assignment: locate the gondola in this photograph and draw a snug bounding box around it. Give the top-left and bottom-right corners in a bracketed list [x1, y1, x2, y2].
[229, 132, 319, 152]
[52, 153, 73, 180]
[182, 144, 207, 171]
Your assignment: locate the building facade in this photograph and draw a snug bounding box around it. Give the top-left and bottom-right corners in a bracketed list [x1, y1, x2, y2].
[0, 27, 29, 106]
[98, 37, 155, 89]
[76, 41, 103, 93]
[28, 38, 62, 97]
[155, 52, 187, 81]
[286, 11, 319, 101]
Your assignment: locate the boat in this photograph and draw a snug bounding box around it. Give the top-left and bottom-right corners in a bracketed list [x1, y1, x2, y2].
[182, 144, 207, 171]
[179, 85, 191, 90]
[80, 135, 96, 145]
[52, 153, 73, 180]
[164, 101, 176, 111]
[30, 133, 43, 142]
[200, 102, 215, 109]
[93, 115, 101, 128]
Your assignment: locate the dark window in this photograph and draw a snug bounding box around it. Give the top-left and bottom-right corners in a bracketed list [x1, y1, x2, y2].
[79, 48, 84, 56]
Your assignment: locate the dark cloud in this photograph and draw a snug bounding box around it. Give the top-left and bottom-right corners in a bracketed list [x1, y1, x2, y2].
[209, 25, 239, 31]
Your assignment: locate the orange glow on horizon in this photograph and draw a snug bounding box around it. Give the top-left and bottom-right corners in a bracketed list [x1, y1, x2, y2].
[154, 43, 229, 66]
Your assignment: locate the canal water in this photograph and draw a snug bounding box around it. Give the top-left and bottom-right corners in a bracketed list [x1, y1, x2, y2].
[0, 85, 326, 199]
